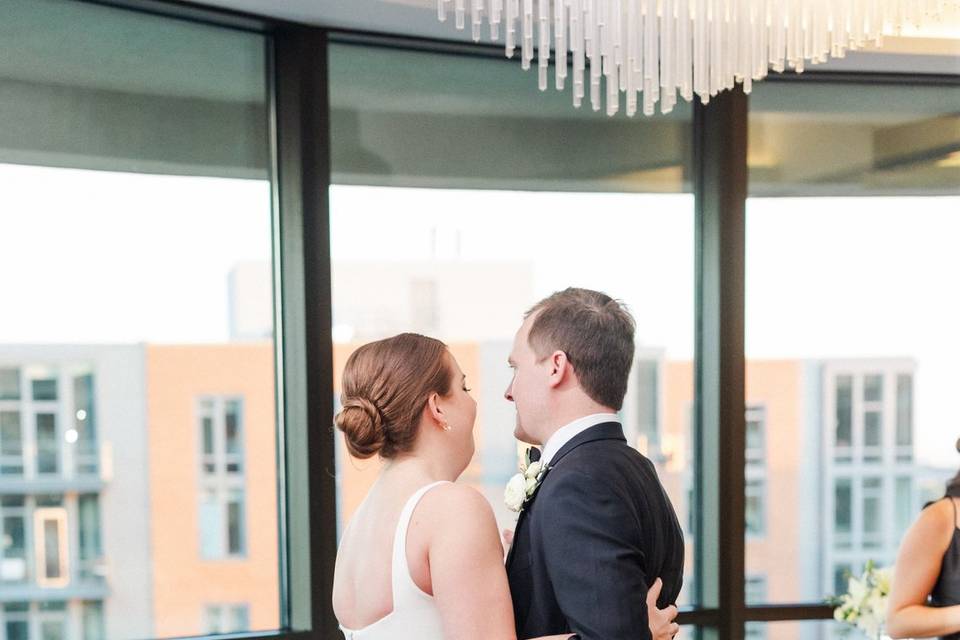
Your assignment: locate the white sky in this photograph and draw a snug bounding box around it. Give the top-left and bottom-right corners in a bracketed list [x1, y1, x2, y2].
[0, 165, 956, 466]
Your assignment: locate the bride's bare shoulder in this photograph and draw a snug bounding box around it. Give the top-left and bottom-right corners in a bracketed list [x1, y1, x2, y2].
[417, 483, 498, 535]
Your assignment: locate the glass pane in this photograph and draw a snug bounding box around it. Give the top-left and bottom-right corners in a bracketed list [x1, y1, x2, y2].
[895, 477, 913, 542]
[0, 411, 24, 475]
[35, 413, 58, 474]
[73, 373, 98, 474]
[225, 400, 241, 455]
[0, 0, 277, 635]
[834, 376, 853, 450]
[895, 374, 913, 449]
[746, 80, 960, 605]
[863, 411, 882, 448]
[5, 621, 28, 640]
[227, 495, 245, 556]
[82, 601, 106, 640]
[330, 42, 696, 604]
[31, 379, 57, 402]
[43, 519, 62, 579]
[834, 479, 852, 537]
[0, 369, 20, 400]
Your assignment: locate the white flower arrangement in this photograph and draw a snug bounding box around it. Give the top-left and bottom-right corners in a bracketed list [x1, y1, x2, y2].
[830, 560, 894, 640]
[504, 449, 548, 513]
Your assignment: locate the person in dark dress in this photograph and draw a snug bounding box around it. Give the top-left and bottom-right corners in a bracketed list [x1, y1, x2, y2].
[888, 438, 960, 639]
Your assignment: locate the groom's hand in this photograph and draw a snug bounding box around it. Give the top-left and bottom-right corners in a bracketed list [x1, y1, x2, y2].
[646, 578, 680, 640]
[501, 528, 514, 556]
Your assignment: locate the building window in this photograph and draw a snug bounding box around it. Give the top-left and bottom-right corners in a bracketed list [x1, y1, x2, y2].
[31, 378, 58, 402]
[835, 375, 853, 460]
[745, 405, 766, 467]
[834, 478, 853, 549]
[0, 369, 21, 400]
[895, 477, 913, 543]
[746, 478, 766, 537]
[833, 563, 853, 597]
[73, 373, 99, 475]
[1, 496, 28, 583]
[204, 604, 250, 633]
[34, 507, 69, 587]
[0, 410, 24, 476]
[82, 601, 105, 640]
[4, 602, 29, 640]
[78, 494, 103, 580]
[35, 413, 59, 475]
[198, 397, 246, 559]
[744, 575, 768, 640]
[862, 374, 883, 462]
[895, 374, 913, 461]
[862, 477, 883, 549]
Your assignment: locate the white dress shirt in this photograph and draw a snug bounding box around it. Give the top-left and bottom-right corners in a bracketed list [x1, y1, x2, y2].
[540, 412, 619, 467]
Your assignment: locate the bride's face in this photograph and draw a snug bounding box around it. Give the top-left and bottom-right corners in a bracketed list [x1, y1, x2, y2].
[444, 355, 477, 464]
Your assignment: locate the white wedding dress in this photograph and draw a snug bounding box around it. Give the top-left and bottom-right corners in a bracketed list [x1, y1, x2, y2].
[339, 481, 450, 640]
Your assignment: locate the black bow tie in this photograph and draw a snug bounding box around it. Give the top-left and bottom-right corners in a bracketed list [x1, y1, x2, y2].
[527, 447, 542, 463]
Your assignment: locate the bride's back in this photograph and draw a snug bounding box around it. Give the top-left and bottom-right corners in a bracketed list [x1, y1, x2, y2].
[333, 477, 435, 630]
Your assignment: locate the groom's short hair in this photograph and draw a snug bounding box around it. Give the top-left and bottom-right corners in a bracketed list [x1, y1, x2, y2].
[525, 288, 635, 411]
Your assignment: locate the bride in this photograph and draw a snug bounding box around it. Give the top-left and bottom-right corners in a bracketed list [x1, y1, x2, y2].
[333, 333, 679, 640]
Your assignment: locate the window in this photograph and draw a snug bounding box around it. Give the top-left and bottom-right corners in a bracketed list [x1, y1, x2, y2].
[0, 411, 24, 475]
[1, 496, 28, 583]
[35, 413, 59, 475]
[204, 604, 251, 634]
[82, 601, 105, 640]
[863, 374, 884, 462]
[895, 477, 913, 543]
[746, 478, 766, 537]
[0, 0, 277, 636]
[0, 369, 20, 400]
[199, 397, 247, 559]
[73, 373, 98, 475]
[834, 375, 853, 456]
[745, 575, 769, 640]
[896, 374, 913, 460]
[862, 477, 883, 549]
[834, 478, 853, 548]
[745, 406, 766, 466]
[329, 41, 696, 605]
[34, 508, 68, 587]
[78, 494, 103, 580]
[746, 78, 957, 607]
[31, 379, 57, 402]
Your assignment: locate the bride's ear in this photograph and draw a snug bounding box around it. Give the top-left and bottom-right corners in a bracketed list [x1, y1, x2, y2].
[426, 392, 446, 427]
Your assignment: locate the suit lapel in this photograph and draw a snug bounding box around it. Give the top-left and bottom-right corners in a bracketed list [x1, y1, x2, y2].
[506, 423, 623, 569]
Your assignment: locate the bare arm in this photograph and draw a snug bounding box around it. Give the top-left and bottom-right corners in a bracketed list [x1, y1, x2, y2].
[887, 499, 960, 639]
[427, 485, 520, 640]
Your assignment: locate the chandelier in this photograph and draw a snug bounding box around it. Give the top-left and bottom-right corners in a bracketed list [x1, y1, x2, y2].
[436, 0, 955, 116]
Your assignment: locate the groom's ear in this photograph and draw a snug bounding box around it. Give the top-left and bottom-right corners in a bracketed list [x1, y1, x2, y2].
[547, 350, 570, 388]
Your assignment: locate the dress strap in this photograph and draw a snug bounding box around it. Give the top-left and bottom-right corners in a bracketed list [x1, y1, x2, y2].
[391, 481, 450, 601]
[951, 496, 960, 529]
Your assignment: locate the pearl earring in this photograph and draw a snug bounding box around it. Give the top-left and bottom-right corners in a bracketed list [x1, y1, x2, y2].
[443, 423, 452, 432]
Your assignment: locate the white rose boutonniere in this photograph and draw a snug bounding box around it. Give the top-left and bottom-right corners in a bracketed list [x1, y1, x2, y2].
[504, 448, 548, 513]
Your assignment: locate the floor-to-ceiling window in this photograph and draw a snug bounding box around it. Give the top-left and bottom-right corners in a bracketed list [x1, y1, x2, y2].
[0, 0, 280, 637]
[745, 79, 960, 640]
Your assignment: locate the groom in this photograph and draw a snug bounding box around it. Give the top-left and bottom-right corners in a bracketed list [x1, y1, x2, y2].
[504, 288, 685, 640]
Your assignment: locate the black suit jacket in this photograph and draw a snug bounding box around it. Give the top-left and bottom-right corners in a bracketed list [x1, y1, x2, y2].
[506, 422, 684, 640]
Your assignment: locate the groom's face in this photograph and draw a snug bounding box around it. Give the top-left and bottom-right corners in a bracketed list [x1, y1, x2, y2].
[505, 315, 549, 445]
